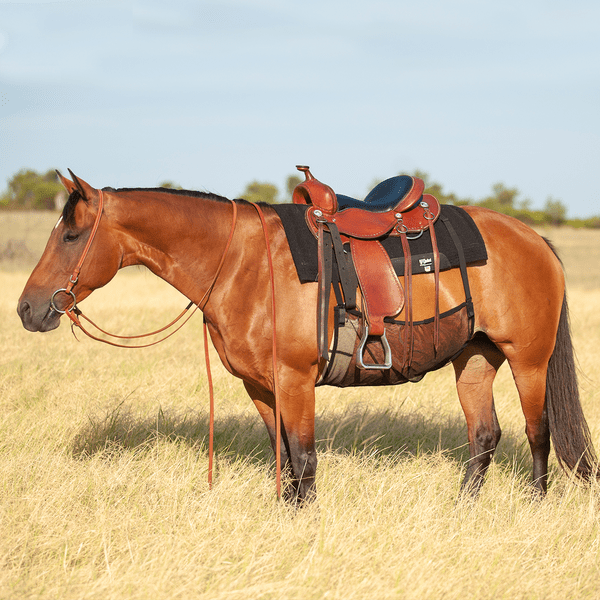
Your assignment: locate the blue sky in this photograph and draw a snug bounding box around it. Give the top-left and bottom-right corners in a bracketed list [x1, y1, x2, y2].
[1, 0, 599, 217]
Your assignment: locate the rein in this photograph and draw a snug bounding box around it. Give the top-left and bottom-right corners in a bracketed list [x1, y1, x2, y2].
[50, 191, 282, 499]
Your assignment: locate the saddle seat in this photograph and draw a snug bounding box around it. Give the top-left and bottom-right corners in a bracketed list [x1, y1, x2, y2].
[337, 175, 420, 212]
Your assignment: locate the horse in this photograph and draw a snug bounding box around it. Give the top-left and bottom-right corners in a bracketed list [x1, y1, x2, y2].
[17, 172, 597, 503]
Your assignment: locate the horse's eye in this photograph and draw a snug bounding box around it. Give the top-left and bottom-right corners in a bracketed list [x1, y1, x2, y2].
[63, 232, 80, 243]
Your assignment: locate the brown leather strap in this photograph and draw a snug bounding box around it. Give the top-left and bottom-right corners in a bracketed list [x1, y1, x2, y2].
[400, 232, 414, 369]
[198, 202, 282, 499]
[204, 319, 215, 489]
[428, 219, 441, 353]
[67, 303, 200, 348]
[317, 221, 332, 360]
[65, 189, 105, 295]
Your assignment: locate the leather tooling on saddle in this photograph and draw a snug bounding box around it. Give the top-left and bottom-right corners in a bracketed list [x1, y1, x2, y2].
[272, 166, 487, 379]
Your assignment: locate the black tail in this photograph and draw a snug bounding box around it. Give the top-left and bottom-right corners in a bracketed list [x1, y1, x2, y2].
[546, 292, 598, 480]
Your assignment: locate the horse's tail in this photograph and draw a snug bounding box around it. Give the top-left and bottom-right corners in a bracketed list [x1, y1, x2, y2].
[545, 245, 598, 479]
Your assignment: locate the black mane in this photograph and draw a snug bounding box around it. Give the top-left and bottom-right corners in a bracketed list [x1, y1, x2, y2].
[61, 186, 233, 228]
[110, 187, 231, 203]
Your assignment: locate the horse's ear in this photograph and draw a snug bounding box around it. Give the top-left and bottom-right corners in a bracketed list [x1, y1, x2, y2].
[67, 170, 99, 204]
[56, 170, 77, 194]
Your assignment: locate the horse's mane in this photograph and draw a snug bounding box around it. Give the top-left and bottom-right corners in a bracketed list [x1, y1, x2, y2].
[62, 186, 233, 228]
[109, 187, 231, 203]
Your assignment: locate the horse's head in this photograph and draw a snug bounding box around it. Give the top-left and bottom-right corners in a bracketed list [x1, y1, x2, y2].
[17, 172, 123, 332]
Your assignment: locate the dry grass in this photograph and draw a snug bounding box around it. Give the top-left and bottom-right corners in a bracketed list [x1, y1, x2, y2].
[1, 214, 600, 599]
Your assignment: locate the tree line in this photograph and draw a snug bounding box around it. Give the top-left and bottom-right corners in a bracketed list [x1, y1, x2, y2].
[1, 167, 598, 228]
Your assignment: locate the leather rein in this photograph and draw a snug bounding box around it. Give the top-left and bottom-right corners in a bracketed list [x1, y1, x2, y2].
[51, 190, 282, 499]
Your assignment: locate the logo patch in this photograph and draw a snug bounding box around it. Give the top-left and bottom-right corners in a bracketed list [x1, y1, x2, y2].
[419, 257, 433, 272]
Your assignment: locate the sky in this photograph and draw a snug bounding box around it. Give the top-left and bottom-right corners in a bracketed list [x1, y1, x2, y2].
[1, 0, 599, 217]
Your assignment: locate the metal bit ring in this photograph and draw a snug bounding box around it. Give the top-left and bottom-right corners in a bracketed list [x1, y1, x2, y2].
[50, 288, 77, 314]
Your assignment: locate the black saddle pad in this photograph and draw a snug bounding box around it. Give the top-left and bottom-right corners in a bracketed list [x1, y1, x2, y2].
[272, 203, 487, 283]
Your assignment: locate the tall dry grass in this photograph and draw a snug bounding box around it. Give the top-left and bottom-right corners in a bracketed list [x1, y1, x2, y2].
[1, 214, 600, 599]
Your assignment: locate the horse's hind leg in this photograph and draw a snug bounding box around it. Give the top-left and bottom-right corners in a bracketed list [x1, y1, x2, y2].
[452, 335, 506, 496]
[504, 359, 550, 495]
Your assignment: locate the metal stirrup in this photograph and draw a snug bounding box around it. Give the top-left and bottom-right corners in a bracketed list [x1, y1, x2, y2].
[356, 324, 393, 370]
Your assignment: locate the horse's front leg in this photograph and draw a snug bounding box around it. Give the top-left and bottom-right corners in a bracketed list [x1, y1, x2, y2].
[243, 381, 294, 495]
[243, 380, 317, 504]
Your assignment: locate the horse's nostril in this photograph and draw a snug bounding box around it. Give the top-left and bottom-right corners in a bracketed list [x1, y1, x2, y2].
[18, 300, 31, 319]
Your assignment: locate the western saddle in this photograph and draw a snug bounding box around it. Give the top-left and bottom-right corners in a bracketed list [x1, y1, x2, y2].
[292, 165, 442, 370]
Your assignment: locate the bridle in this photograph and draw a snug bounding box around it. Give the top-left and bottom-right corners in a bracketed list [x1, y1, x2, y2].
[50, 188, 106, 320]
[50, 189, 238, 347]
[49, 188, 282, 498]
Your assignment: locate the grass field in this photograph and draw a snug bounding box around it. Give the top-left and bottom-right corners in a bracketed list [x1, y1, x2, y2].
[1, 212, 600, 599]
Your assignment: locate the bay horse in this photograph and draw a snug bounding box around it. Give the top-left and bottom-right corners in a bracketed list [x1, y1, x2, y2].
[17, 172, 597, 503]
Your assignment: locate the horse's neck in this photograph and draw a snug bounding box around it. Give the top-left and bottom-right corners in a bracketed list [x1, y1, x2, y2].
[116, 192, 240, 303]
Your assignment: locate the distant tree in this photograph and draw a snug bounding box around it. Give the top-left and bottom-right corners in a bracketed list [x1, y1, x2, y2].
[544, 197, 567, 226]
[286, 174, 302, 201]
[240, 181, 279, 204]
[157, 180, 182, 189]
[493, 182, 520, 207]
[479, 182, 520, 211]
[1, 168, 63, 210]
[410, 170, 472, 206]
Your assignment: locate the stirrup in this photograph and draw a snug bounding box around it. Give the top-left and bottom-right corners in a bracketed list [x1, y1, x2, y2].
[356, 324, 393, 370]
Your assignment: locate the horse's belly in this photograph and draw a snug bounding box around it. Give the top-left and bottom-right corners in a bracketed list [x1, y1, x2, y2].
[319, 304, 470, 387]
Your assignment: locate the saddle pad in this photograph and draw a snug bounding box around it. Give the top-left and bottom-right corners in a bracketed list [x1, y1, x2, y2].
[272, 203, 487, 283]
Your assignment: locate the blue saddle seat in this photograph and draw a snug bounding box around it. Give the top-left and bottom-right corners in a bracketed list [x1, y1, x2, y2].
[336, 175, 417, 213]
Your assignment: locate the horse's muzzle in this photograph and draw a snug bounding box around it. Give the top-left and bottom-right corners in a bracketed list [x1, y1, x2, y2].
[17, 298, 61, 332]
